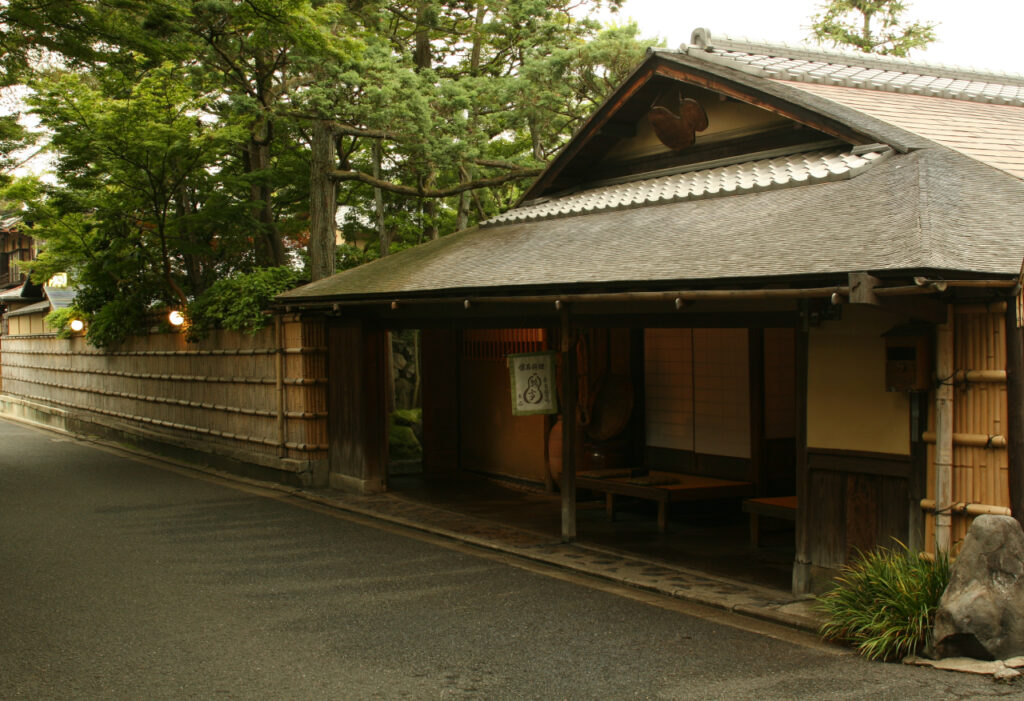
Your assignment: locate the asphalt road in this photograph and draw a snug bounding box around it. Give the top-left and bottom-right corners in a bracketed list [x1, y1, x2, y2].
[1, 418, 1020, 700]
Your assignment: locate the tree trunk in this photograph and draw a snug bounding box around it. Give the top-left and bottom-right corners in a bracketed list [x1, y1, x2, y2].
[246, 129, 287, 267]
[373, 140, 389, 257]
[309, 121, 337, 282]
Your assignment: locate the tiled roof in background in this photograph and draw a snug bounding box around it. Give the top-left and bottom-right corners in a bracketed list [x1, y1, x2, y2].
[681, 31, 1024, 180]
[484, 147, 891, 227]
[778, 82, 1024, 179]
[686, 31, 1024, 105]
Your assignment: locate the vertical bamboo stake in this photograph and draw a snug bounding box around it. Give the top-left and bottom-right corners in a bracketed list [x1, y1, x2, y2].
[935, 304, 954, 553]
[276, 314, 286, 457]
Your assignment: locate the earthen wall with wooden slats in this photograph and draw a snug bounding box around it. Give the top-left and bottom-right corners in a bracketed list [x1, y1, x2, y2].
[926, 304, 1010, 552]
[0, 314, 328, 480]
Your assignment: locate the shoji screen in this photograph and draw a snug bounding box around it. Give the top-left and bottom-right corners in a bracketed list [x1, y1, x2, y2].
[645, 328, 750, 459]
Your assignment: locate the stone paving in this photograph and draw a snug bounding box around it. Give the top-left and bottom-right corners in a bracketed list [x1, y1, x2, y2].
[291, 484, 823, 633]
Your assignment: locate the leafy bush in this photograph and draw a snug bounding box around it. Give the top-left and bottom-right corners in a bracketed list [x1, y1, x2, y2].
[817, 543, 950, 661]
[187, 266, 303, 340]
[86, 296, 148, 348]
[44, 307, 82, 338]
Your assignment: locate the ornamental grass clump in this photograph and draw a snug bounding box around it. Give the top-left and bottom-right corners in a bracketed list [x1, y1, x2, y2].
[816, 542, 950, 661]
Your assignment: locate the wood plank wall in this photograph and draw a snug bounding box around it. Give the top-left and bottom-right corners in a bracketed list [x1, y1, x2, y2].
[925, 305, 1010, 552]
[0, 314, 328, 474]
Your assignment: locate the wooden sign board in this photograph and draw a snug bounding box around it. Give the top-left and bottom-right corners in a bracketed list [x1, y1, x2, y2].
[508, 351, 558, 416]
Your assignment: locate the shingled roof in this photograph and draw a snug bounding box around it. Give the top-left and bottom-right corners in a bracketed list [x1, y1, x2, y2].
[686, 31, 1024, 180]
[280, 33, 1024, 306]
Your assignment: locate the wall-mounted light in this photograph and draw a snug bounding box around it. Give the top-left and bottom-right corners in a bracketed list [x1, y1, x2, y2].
[69, 318, 85, 332]
[168, 310, 185, 327]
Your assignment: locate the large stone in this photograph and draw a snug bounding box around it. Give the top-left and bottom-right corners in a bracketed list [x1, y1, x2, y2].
[932, 515, 1024, 660]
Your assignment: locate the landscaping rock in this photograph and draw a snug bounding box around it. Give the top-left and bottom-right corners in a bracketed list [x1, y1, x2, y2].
[388, 424, 421, 460]
[932, 515, 1024, 660]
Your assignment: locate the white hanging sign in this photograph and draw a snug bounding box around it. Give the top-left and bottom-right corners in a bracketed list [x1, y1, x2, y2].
[508, 351, 558, 416]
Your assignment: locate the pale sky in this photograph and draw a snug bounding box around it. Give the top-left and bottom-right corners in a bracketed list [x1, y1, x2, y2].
[600, 0, 1024, 75]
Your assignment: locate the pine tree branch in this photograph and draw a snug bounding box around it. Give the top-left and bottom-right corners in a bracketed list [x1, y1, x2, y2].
[329, 167, 542, 197]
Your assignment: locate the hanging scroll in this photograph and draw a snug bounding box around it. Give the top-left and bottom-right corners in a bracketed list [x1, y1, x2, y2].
[508, 351, 558, 416]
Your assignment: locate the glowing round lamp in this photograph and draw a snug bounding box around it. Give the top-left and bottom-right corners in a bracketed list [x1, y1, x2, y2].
[69, 319, 85, 332]
[168, 310, 185, 327]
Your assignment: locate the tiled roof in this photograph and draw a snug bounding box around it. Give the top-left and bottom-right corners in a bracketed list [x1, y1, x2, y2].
[681, 32, 1024, 180]
[687, 31, 1024, 106]
[775, 82, 1024, 180]
[43, 285, 76, 310]
[5, 299, 50, 317]
[0, 213, 21, 231]
[483, 147, 890, 227]
[280, 149, 1024, 303]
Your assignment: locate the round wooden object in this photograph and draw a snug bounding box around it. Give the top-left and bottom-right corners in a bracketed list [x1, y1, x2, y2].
[547, 419, 563, 484]
[586, 375, 634, 441]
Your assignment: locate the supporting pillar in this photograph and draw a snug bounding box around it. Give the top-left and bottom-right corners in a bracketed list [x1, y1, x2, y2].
[560, 306, 578, 543]
[748, 328, 765, 495]
[934, 304, 954, 554]
[327, 319, 389, 493]
[792, 316, 811, 595]
[1006, 298, 1024, 526]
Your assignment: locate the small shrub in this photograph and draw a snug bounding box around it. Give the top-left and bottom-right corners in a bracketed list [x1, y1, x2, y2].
[816, 542, 950, 661]
[187, 266, 303, 340]
[44, 307, 80, 338]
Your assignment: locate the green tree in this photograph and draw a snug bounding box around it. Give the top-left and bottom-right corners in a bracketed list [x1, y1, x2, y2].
[3, 0, 654, 328]
[810, 0, 937, 57]
[20, 61, 250, 346]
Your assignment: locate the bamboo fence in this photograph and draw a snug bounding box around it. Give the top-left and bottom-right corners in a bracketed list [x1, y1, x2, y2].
[0, 313, 327, 473]
[925, 303, 1011, 553]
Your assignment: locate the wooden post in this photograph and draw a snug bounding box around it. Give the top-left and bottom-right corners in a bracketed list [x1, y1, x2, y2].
[748, 328, 765, 493]
[792, 316, 811, 595]
[629, 328, 646, 469]
[326, 319, 388, 493]
[1005, 299, 1024, 525]
[934, 304, 954, 554]
[907, 390, 928, 553]
[561, 306, 578, 543]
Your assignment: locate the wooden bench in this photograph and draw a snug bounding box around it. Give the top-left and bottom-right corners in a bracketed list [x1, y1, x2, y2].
[742, 496, 798, 547]
[575, 470, 754, 533]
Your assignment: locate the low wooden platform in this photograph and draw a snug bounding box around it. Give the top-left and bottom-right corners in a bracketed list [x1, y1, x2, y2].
[742, 495, 798, 547]
[575, 470, 754, 533]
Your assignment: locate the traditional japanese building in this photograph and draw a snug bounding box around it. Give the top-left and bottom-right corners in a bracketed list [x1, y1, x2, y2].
[278, 31, 1024, 593]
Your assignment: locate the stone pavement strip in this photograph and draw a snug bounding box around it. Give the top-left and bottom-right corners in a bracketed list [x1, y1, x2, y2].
[287, 484, 823, 634]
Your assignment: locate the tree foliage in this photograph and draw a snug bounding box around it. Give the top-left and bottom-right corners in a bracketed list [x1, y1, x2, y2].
[810, 0, 937, 57]
[1, 0, 654, 344]
[186, 266, 304, 340]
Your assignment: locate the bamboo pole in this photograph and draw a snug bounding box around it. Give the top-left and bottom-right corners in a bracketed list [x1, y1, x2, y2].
[920, 498, 1011, 517]
[920, 432, 1007, 449]
[934, 304, 954, 554]
[276, 314, 287, 457]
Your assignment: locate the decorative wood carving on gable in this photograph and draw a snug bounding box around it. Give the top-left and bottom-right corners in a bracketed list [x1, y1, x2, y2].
[649, 87, 709, 151]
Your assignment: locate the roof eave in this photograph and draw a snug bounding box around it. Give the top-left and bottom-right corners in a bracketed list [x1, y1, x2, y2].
[521, 50, 923, 202]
